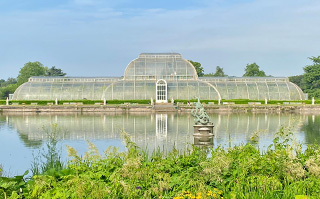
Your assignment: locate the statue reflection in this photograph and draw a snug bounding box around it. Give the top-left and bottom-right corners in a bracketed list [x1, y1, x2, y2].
[193, 135, 214, 146]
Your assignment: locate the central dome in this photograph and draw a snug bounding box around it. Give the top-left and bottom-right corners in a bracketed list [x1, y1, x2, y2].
[123, 53, 198, 80]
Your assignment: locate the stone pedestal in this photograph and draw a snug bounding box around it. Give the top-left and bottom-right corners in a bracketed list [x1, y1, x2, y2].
[193, 122, 214, 135]
[193, 123, 214, 146]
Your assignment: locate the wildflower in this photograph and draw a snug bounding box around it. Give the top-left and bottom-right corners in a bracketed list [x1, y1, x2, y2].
[136, 186, 142, 190]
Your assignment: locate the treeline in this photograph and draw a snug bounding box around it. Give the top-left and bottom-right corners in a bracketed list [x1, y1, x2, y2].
[190, 56, 320, 98]
[289, 56, 320, 98]
[2, 57, 320, 99]
[0, 62, 66, 99]
[189, 61, 267, 78]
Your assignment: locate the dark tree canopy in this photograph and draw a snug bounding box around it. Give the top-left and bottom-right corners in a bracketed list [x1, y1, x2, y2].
[213, 66, 227, 77]
[243, 63, 266, 77]
[45, 66, 66, 76]
[0, 78, 18, 99]
[302, 56, 320, 98]
[189, 60, 204, 77]
[289, 75, 304, 89]
[203, 66, 228, 77]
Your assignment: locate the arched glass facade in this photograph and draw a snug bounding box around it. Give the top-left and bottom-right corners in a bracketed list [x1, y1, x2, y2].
[12, 53, 305, 101]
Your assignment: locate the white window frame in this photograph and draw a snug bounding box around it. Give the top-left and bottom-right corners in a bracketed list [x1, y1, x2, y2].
[156, 79, 167, 103]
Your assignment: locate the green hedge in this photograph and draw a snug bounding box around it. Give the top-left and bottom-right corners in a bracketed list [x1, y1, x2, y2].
[9, 100, 55, 105]
[4, 99, 320, 105]
[104, 100, 150, 104]
[175, 99, 308, 105]
[8, 100, 151, 105]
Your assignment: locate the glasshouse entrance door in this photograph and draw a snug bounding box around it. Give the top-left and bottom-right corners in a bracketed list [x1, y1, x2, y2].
[156, 79, 167, 103]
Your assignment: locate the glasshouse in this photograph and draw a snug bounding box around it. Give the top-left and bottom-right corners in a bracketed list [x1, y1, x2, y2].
[12, 53, 305, 101]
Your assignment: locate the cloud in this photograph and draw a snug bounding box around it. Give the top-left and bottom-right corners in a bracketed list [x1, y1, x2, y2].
[0, 0, 320, 79]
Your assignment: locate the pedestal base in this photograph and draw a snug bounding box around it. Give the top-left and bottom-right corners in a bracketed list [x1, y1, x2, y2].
[193, 123, 214, 135]
[193, 123, 214, 146]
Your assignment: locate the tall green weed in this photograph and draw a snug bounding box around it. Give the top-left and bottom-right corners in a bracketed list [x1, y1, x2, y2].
[2, 127, 320, 198]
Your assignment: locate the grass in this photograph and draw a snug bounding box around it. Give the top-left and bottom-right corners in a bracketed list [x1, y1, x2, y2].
[1, 127, 320, 198]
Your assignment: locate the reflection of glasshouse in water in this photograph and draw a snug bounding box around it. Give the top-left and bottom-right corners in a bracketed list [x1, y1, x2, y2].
[3, 112, 309, 151]
[12, 53, 305, 101]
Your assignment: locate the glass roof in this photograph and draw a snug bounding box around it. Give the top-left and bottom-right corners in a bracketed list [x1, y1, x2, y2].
[123, 53, 198, 80]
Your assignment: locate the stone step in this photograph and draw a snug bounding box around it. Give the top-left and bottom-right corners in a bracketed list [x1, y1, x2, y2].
[153, 103, 178, 111]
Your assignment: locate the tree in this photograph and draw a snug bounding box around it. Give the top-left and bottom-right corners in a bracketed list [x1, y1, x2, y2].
[189, 60, 204, 77]
[302, 56, 320, 97]
[203, 66, 228, 77]
[289, 75, 304, 88]
[243, 63, 266, 77]
[17, 62, 46, 85]
[0, 84, 18, 99]
[45, 66, 66, 76]
[0, 78, 18, 99]
[213, 66, 227, 77]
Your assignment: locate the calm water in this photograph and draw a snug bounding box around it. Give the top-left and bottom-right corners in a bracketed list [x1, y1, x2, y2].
[1, 112, 320, 176]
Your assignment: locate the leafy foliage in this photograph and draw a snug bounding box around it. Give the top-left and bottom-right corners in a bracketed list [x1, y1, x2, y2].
[0, 78, 17, 87]
[243, 62, 266, 77]
[189, 60, 204, 77]
[289, 75, 304, 89]
[17, 62, 47, 86]
[204, 66, 228, 77]
[0, 78, 18, 99]
[31, 124, 64, 176]
[2, 128, 320, 198]
[0, 171, 29, 199]
[0, 84, 18, 100]
[302, 56, 320, 98]
[45, 66, 66, 76]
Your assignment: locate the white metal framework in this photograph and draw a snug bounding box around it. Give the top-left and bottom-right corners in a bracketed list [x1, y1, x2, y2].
[12, 53, 306, 101]
[156, 79, 167, 103]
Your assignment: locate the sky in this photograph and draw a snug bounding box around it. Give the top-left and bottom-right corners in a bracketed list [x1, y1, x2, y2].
[0, 0, 320, 80]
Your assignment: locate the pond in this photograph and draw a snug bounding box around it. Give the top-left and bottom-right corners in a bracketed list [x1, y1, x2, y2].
[0, 112, 320, 176]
